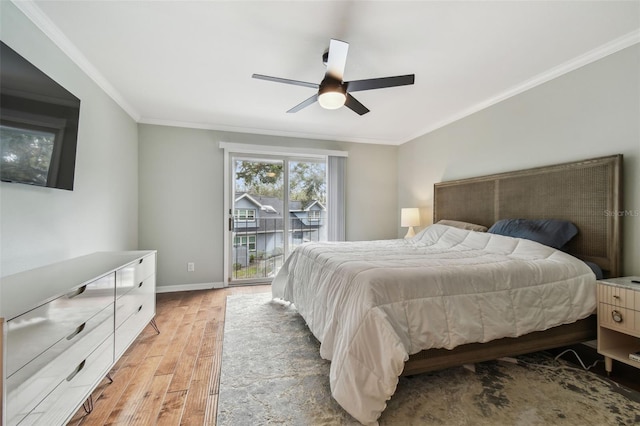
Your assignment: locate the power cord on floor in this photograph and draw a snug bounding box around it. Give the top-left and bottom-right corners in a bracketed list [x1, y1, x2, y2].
[552, 348, 602, 371]
[498, 348, 603, 372]
[495, 351, 626, 392]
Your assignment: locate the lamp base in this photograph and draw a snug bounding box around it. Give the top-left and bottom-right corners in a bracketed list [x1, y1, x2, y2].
[404, 226, 416, 239]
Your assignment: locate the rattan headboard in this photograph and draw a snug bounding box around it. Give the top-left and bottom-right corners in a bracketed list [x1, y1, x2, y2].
[434, 155, 622, 277]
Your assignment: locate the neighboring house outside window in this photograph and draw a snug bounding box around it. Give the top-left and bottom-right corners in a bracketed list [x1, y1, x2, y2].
[234, 208, 256, 222]
[308, 210, 321, 221]
[234, 235, 256, 252]
[232, 192, 326, 270]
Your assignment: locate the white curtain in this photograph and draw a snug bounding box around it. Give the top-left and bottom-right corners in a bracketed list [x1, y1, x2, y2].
[327, 155, 346, 241]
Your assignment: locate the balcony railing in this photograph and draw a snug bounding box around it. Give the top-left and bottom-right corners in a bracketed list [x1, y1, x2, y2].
[231, 217, 326, 280]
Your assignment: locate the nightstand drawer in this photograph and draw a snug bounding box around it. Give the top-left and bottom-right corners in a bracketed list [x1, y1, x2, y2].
[598, 283, 640, 310]
[598, 303, 640, 336]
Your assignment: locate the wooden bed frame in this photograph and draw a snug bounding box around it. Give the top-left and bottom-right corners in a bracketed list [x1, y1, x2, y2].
[402, 154, 622, 376]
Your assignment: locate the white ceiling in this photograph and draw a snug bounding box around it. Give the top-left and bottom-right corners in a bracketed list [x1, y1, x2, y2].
[18, 1, 640, 145]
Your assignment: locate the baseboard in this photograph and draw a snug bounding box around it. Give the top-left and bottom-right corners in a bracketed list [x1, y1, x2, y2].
[156, 281, 225, 293]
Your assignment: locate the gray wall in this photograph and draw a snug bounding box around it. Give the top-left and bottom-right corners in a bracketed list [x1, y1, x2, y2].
[138, 125, 398, 289]
[0, 2, 139, 277]
[397, 44, 640, 276]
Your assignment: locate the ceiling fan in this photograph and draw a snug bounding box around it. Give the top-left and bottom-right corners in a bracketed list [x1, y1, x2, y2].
[252, 39, 415, 115]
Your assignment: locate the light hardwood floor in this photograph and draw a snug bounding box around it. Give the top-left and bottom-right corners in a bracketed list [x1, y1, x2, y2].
[68, 285, 270, 426]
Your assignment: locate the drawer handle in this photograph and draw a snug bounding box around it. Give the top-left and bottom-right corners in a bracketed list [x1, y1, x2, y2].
[138, 281, 144, 288]
[67, 322, 87, 340]
[67, 285, 87, 299]
[139, 258, 144, 264]
[613, 295, 620, 300]
[138, 305, 143, 313]
[611, 310, 623, 323]
[66, 360, 86, 382]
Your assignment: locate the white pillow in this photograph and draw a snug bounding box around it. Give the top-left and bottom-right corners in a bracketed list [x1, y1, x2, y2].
[437, 219, 488, 232]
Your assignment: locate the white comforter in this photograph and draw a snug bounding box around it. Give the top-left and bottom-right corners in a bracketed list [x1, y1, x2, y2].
[271, 224, 596, 425]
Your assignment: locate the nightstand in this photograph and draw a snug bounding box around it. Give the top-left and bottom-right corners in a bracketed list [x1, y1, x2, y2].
[597, 277, 640, 374]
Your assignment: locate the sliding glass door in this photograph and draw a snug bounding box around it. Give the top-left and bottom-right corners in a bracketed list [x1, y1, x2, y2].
[228, 154, 327, 285]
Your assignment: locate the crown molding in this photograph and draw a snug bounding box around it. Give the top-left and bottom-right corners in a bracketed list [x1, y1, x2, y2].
[11, 0, 141, 121]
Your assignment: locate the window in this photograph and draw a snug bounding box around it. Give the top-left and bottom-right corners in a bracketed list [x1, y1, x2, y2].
[234, 235, 256, 251]
[234, 208, 256, 222]
[308, 210, 321, 221]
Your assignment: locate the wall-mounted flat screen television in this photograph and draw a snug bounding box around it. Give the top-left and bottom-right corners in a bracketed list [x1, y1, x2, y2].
[1, 41, 81, 191]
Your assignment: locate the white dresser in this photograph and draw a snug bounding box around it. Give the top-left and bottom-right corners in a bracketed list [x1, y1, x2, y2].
[0, 251, 157, 426]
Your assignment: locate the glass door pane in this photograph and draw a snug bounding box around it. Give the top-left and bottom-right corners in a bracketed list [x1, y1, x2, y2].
[288, 158, 327, 252]
[231, 156, 285, 283]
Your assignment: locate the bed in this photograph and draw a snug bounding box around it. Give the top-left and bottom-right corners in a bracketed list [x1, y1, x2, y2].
[271, 155, 622, 425]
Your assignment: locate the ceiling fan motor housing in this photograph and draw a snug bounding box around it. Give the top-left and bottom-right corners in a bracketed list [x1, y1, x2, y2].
[319, 76, 345, 95]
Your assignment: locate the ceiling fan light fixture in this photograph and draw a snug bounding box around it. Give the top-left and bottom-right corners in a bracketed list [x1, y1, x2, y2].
[318, 77, 346, 110]
[318, 91, 346, 109]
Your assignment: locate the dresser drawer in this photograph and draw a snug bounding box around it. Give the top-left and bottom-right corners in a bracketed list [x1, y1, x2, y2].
[5, 303, 114, 425]
[15, 335, 114, 426]
[598, 303, 640, 337]
[135, 253, 156, 283]
[116, 254, 156, 298]
[6, 274, 115, 377]
[598, 283, 640, 310]
[115, 296, 155, 359]
[115, 275, 155, 329]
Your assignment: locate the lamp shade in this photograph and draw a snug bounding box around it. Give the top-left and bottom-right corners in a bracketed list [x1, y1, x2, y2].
[401, 208, 420, 227]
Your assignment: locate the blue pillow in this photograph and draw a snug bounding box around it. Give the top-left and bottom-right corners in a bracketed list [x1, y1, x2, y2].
[487, 219, 578, 249]
[583, 261, 604, 279]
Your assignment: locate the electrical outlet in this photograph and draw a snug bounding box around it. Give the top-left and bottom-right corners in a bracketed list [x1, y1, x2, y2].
[187, 262, 195, 272]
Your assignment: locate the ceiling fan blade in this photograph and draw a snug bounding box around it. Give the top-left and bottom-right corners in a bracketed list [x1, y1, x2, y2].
[344, 94, 369, 115]
[346, 74, 415, 92]
[287, 94, 318, 113]
[252, 74, 319, 89]
[326, 39, 349, 80]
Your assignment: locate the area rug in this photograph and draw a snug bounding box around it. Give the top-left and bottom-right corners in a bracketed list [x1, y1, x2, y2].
[217, 293, 640, 425]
